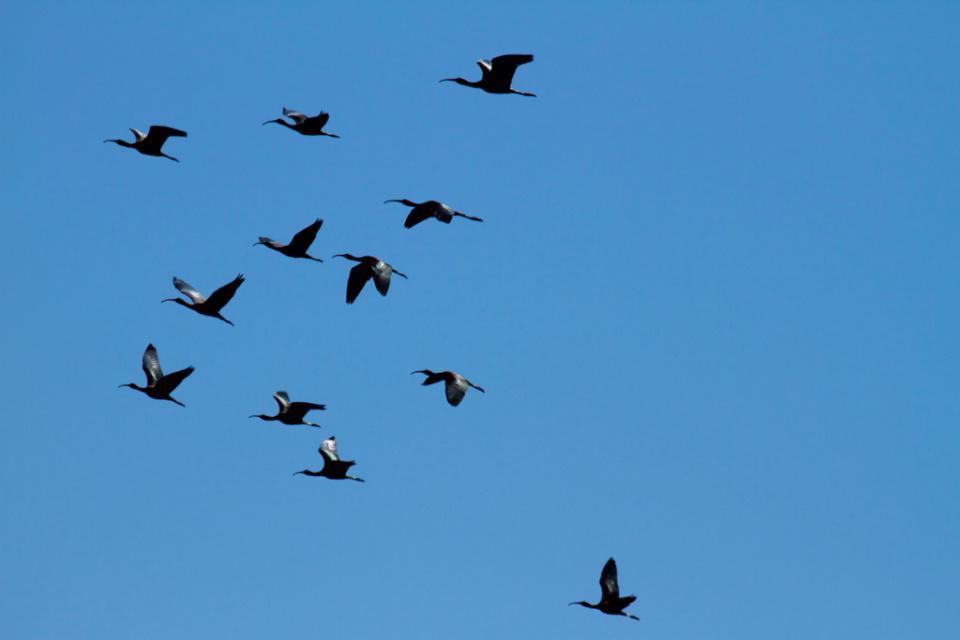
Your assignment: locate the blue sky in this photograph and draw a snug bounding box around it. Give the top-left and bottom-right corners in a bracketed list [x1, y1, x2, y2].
[2, 2, 958, 638]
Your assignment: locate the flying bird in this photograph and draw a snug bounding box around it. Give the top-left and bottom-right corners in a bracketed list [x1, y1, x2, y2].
[162, 274, 244, 326]
[293, 437, 364, 482]
[249, 391, 326, 428]
[263, 108, 340, 137]
[119, 343, 194, 407]
[384, 199, 483, 228]
[254, 218, 325, 262]
[411, 370, 485, 407]
[332, 254, 407, 304]
[440, 54, 536, 96]
[569, 558, 639, 621]
[104, 125, 187, 162]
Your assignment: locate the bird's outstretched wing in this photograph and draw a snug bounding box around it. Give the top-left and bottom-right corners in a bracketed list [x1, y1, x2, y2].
[371, 261, 394, 295]
[282, 107, 307, 124]
[491, 54, 534, 81]
[600, 558, 620, 601]
[273, 391, 291, 413]
[319, 437, 339, 462]
[205, 274, 244, 311]
[142, 343, 163, 385]
[286, 401, 326, 421]
[346, 264, 373, 304]
[312, 111, 331, 128]
[288, 218, 323, 253]
[404, 206, 435, 228]
[173, 277, 206, 304]
[155, 366, 194, 395]
[445, 376, 468, 406]
[147, 126, 187, 141]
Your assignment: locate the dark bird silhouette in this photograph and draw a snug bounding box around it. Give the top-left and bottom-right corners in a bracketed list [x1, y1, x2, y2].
[104, 125, 187, 162]
[440, 54, 536, 96]
[249, 391, 326, 428]
[384, 199, 483, 229]
[569, 558, 639, 621]
[119, 343, 194, 407]
[254, 218, 324, 262]
[162, 274, 244, 326]
[263, 107, 340, 137]
[332, 254, 407, 304]
[411, 370, 485, 407]
[293, 437, 364, 482]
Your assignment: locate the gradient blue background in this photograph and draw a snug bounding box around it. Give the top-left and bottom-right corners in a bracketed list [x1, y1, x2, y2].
[2, 2, 958, 638]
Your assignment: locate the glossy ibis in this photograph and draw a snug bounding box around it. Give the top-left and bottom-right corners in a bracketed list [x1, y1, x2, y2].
[254, 218, 324, 262]
[119, 343, 194, 407]
[411, 370, 485, 407]
[293, 437, 364, 482]
[569, 558, 639, 621]
[332, 254, 407, 304]
[384, 199, 483, 228]
[263, 108, 340, 137]
[250, 391, 325, 428]
[162, 274, 244, 326]
[441, 54, 536, 96]
[104, 125, 187, 162]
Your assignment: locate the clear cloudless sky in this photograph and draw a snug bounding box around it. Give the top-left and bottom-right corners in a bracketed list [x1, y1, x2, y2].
[1, 2, 958, 638]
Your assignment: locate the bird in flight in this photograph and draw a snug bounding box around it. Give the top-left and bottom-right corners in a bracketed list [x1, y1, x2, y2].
[569, 558, 639, 621]
[411, 370, 485, 407]
[332, 254, 407, 304]
[162, 274, 245, 326]
[119, 344, 194, 407]
[294, 437, 364, 482]
[384, 199, 483, 229]
[254, 218, 325, 262]
[263, 107, 340, 137]
[441, 54, 536, 96]
[104, 125, 187, 162]
[250, 391, 326, 428]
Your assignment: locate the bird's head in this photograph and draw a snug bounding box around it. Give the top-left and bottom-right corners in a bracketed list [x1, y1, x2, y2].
[439, 77, 468, 86]
[249, 414, 268, 420]
[569, 601, 590, 608]
[119, 382, 137, 390]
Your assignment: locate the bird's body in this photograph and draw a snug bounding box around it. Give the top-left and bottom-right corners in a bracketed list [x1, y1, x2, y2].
[250, 391, 326, 428]
[441, 54, 536, 96]
[411, 369, 485, 407]
[163, 274, 244, 326]
[570, 558, 639, 621]
[294, 437, 364, 482]
[263, 107, 340, 137]
[254, 218, 324, 261]
[120, 343, 194, 407]
[104, 125, 187, 162]
[384, 199, 483, 228]
[332, 254, 407, 304]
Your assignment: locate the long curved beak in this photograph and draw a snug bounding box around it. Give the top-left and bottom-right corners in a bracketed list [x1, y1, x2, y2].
[439, 78, 455, 83]
[160, 298, 177, 303]
[248, 415, 257, 419]
[253, 241, 263, 246]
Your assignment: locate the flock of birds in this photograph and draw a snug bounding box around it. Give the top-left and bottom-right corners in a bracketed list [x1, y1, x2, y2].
[109, 53, 640, 622]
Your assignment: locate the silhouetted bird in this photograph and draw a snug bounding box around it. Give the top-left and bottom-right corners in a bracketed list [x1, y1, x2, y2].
[263, 108, 340, 137]
[104, 125, 187, 162]
[384, 199, 483, 228]
[162, 274, 244, 326]
[293, 437, 364, 482]
[254, 218, 324, 262]
[569, 558, 639, 621]
[441, 54, 536, 96]
[411, 370, 485, 407]
[249, 391, 325, 428]
[119, 343, 194, 407]
[332, 254, 407, 304]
